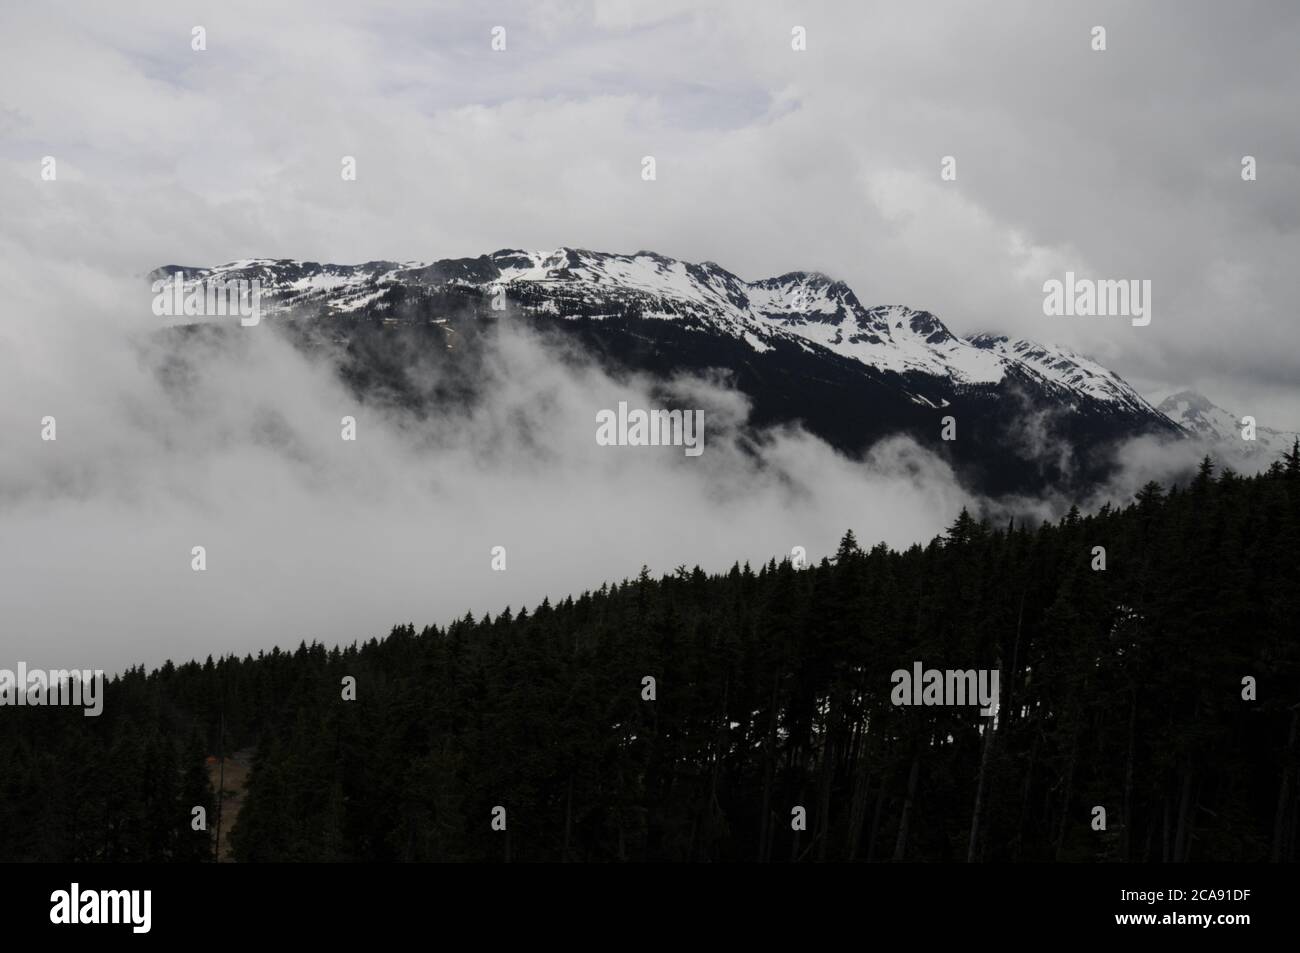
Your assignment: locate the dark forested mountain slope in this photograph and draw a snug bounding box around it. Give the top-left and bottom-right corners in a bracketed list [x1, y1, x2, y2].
[4, 455, 1299, 862]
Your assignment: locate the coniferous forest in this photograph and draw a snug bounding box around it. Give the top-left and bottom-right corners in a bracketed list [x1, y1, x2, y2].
[3, 454, 1299, 863]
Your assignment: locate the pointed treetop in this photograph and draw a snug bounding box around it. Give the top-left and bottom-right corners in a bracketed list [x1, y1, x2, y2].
[1284, 438, 1300, 477]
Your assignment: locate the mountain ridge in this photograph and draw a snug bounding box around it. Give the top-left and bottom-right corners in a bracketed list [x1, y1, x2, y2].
[151, 247, 1196, 496]
[1155, 389, 1298, 459]
[151, 247, 1167, 422]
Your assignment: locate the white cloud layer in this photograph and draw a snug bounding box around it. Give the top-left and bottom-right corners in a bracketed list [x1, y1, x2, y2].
[2, 1, 1297, 670]
[0, 254, 972, 671]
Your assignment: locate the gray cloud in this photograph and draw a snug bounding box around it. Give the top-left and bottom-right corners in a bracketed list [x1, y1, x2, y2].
[2, 0, 1297, 670]
[0, 247, 972, 671]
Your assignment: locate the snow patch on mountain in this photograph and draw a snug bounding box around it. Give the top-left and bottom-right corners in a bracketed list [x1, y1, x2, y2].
[968, 334, 1160, 417]
[1154, 390, 1298, 461]
[154, 247, 1165, 417]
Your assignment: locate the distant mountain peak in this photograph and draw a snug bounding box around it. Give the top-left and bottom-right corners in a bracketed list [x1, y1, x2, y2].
[157, 247, 1170, 422]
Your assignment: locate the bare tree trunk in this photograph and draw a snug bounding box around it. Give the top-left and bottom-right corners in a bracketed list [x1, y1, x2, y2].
[611, 759, 626, 863]
[1161, 796, 1171, 863]
[1122, 689, 1137, 861]
[758, 673, 779, 862]
[1054, 729, 1078, 861]
[1272, 707, 1299, 862]
[703, 677, 728, 863]
[1173, 763, 1194, 863]
[1007, 590, 1025, 727]
[215, 709, 225, 863]
[893, 751, 921, 861]
[815, 701, 836, 862]
[967, 716, 995, 862]
[847, 720, 871, 860]
[1015, 733, 1039, 861]
[1291, 790, 1299, 861]
[867, 774, 888, 862]
[562, 772, 574, 862]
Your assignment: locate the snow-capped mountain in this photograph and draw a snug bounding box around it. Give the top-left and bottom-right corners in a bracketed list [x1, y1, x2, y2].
[153, 248, 1159, 411]
[968, 334, 1162, 419]
[150, 248, 1186, 495]
[1154, 390, 1298, 461]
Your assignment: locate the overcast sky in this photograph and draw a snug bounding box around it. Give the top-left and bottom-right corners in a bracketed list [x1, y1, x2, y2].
[3, 0, 1297, 422]
[2, 1, 1298, 672]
